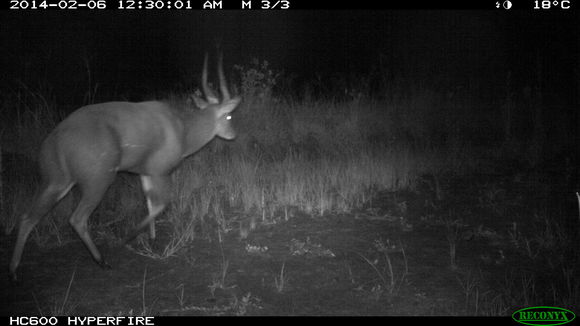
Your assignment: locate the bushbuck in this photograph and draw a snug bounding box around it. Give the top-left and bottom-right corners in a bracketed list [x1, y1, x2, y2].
[9, 53, 241, 280]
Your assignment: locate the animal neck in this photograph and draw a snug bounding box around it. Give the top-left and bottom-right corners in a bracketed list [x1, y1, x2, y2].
[182, 109, 217, 157]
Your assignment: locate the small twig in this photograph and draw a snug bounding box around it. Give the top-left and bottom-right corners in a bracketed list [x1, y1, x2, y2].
[142, 267, 147, 315]
[59, 268, 77, 314]
[355, 252, 388, 288]
[274, 261, 287, 293]
[576, 192, 580, 236]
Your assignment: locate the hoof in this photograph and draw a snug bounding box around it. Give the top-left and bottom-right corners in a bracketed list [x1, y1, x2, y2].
[99, 260, 112, 270]
[10, 272, 19, 284]
[8, 270, 23, 285]
[147, 237, 160, 251]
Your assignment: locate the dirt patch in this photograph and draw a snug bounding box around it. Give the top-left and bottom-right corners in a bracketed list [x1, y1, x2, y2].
[1, 174, 578, 316]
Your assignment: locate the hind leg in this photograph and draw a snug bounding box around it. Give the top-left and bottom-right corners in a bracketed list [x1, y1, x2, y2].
[68, 175, 115, 269]
[10, 182, 74, 280]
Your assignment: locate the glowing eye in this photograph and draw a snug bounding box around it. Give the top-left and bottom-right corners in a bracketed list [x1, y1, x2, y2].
[226, 115, 232, 120]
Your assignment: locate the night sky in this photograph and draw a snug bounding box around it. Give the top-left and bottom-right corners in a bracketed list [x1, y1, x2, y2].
[0, 8, 578, 105]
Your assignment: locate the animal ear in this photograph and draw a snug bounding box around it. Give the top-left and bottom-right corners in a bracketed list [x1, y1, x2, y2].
[189, 95, 209, 109]
[217, 97, 241, 115]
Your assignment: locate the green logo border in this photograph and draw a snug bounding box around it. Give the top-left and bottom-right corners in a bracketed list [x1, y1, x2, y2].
[512, 306, 576, 326]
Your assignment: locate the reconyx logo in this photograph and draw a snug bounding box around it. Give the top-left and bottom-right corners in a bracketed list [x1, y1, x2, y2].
[512, 306, 576, 326]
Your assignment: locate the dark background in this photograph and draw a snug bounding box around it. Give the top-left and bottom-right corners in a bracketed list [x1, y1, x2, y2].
[0, 8, 578, 154]
[1, 10, 577, 100]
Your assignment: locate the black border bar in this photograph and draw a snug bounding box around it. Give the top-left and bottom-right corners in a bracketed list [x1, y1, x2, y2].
[2, 0, 558, 10]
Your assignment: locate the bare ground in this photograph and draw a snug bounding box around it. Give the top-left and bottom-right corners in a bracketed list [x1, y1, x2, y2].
[1, 168, 578, 316]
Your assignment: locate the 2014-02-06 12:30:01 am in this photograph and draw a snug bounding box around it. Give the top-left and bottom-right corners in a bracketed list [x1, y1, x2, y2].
[8, 0, 196, 9]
